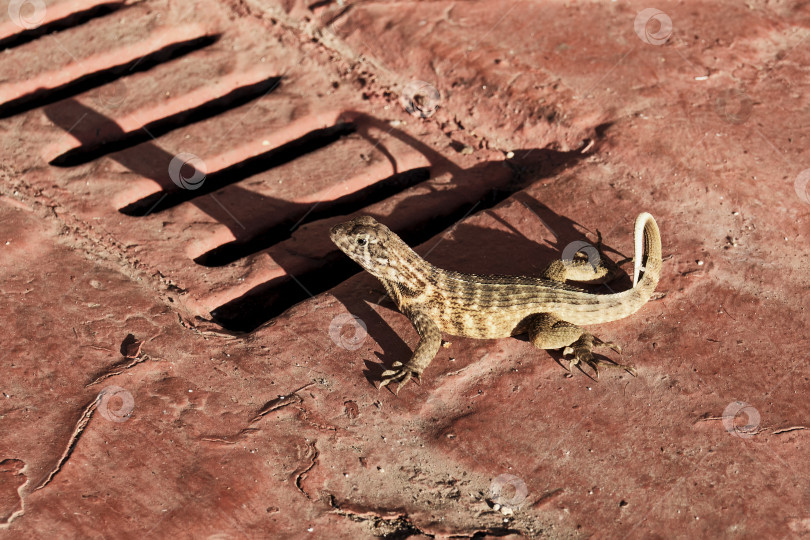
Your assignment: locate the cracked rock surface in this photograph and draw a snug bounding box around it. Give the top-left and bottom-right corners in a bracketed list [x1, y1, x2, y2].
[2, 0, 809, 538]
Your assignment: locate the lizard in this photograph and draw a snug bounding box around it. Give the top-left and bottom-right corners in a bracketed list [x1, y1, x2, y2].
[329, 212, 662, 393]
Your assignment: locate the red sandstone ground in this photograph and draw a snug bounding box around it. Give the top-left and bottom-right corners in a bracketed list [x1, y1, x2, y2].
[1, 0, 809, 538]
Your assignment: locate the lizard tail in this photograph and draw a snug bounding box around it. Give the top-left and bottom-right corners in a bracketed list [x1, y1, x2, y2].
[550, 212, 662, 324]
[567, 212, 661, 325]
[629, 211, 662, 302]
[539, 212, 662, 326]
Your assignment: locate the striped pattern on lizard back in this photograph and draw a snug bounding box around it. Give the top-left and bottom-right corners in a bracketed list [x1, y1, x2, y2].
[329, 213, 662, 393]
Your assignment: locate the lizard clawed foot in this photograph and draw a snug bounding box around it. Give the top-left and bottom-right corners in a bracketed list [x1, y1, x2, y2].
[562, 335, 636, 379]
[593, 335, 622, 355]
[378, 361, 421, 394]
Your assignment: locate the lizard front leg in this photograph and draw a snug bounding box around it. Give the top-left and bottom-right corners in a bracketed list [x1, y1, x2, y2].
[379, 308, 441, 394]
[525, 313, 635, 378]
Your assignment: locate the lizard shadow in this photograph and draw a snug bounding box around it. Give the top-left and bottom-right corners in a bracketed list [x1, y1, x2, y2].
[44, 97, 630, 382]
[203, 118, 598, 332]
[331, 198, 637, 387]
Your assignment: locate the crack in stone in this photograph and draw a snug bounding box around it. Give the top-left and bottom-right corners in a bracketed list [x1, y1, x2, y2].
[294, 441, 319, 500]
[327, 494, 525, 538]
[327, 495, 423, 537]
[0, 459, 27, 528]
[86, 354, 149, 388]
[250, 382, 313, 423]
[86, 334, 157, 387]
[199, 427, 260, 445]
[200, 382, 315, 444]
[773, 426, 807, 435]
[34, 395, 100, 491]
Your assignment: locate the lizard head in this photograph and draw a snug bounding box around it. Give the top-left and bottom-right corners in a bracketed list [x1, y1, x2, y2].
[330, 216, 405, 281]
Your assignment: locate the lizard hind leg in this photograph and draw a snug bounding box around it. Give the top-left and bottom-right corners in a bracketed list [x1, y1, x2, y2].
[525, 314, 636, 378]
[541, 230, 630, 285]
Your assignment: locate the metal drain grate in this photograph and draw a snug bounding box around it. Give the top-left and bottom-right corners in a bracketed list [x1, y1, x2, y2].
[0, 0, 584, 332]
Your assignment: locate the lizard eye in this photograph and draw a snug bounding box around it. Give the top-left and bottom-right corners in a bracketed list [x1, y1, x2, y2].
[356, 237, 367, 246]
